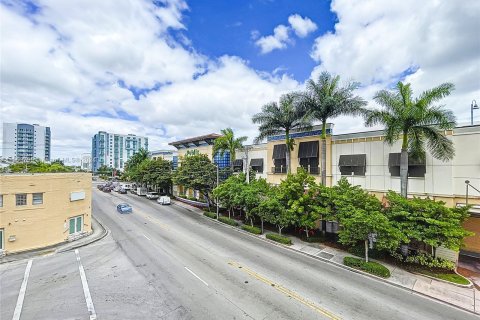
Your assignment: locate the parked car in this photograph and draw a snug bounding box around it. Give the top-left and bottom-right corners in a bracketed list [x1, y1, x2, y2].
[146, 192, 159, 200]
[118, 188, 127, 194]
[102, 186, 112, 193]
[157, 195, 171, 205]
[137, 187, 148, 196]
[97, 184, 105, 190]
[130, 188, 137, 195]
[121, 183, 132, 191]
[116, 203, 132, 214]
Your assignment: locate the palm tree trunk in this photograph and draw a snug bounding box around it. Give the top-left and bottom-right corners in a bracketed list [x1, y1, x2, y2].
[321, 120, 327, 186]
[400, 133, 409, 198]
[285, 130, 291, 174]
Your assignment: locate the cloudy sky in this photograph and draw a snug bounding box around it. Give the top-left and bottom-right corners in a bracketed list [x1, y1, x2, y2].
[1, 0, 479, 164]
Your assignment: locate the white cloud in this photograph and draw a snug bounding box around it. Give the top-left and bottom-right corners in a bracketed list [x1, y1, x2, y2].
[288, 14, 317, 38]
[310, 0, 480, 131]
[255, 24, 291, 54]
[0, 0, 300, 160]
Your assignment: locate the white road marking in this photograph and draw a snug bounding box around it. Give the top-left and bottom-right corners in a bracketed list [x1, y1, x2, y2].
[184, 267, 209, 287]
[75, 249, 97, 320]
[143, 234, 151, 241]
[12, 259, 33, 320]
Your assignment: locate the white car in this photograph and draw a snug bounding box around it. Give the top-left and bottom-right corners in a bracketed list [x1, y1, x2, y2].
[157, 195, 171, 205]
[146, 192, 159, 200]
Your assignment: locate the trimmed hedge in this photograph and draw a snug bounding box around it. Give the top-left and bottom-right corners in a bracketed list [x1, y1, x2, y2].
[266, 233, 292, 245]
[203, 212, 217, 219]
[242, 225, 262, 234]
[344, 256, 391, 278]
[218, 216, 239, 226]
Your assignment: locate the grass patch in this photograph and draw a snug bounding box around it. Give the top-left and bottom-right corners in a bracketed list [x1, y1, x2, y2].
[203, 211, 217, 219]
[242, 225, 262, 234]
[344, 256, 391, 278]
[218, 216, 238, 226]
[415, 269, 470, 285]
[266, 233, 292, 245]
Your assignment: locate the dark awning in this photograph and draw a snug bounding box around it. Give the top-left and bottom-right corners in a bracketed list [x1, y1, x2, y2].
[250, 158, 263, 167]
[339, 154, 366, 167]
[272, 144, 287, 159]
[233, 159, 243, 167]
[298, 141, 319, 158]
[388, 153, 425, 166]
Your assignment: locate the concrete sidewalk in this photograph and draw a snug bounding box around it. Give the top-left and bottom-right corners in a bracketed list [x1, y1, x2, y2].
[173, 200, 480, 314]
[0, 216, 108, 264]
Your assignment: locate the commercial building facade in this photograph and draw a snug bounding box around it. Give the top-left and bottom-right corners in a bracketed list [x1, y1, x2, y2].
[0, 173, 92, 254]
[2, 123, 51, 162]
[91, 131, 148, 172]
[235, 143, 268, 180]
[262, 124, 480, 258]
[149, 149, 178, 170]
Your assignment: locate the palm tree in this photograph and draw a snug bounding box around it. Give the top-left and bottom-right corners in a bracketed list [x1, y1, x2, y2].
[252, 93, 312, 174]
[213, 128, 248, 171]
[301, 71, 367, 185]
[365, 81, 456, 197]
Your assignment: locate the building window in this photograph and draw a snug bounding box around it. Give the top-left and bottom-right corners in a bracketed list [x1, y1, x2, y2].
[0, 229, 3, 250]
[32, 193, 43, 205]
[388, 153, 426, 177]
[16, 194, 27, 206]
[69, 216, 83, 234]
[338, 154, 367, 176]
[298, 141, 319, 174]
[272, 144, 287, 173]
[0, 195, 2, 207]
[233, 159, 244, 172]
[250, 158, 264, 173]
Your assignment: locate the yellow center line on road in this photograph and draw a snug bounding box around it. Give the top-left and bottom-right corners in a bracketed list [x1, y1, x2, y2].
[228, 261, 342, 320]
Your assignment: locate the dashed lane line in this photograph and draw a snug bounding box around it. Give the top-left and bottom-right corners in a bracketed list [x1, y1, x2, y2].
[184, 266, 209, 287]
[75, 249, 97, 320]
[12, 259, 33, 320]
[228, 261, 341, 320]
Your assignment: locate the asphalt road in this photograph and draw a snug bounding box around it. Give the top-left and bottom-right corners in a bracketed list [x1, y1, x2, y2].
[1, 188, 478, 320]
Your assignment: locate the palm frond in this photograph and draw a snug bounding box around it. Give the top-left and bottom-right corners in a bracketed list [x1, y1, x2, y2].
[418, 126, 455, 161]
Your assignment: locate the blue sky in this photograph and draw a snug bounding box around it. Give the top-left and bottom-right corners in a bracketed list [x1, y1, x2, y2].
[182, 0, 336, 81]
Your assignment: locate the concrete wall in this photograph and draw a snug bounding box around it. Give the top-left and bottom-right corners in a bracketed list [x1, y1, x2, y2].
[0, 173, 92, 254]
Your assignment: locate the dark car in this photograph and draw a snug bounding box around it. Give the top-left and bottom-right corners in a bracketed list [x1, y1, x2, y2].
[117, 203, 132, 214]
[97, 184, 105, 190]
[118, 188, 127, 194]
[102, 186, 112, 193]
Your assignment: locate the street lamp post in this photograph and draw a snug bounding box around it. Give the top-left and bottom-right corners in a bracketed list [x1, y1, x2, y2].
[471, 100, 479, 125]
[216, 164, 219, 219]
[465, 180, 480, 206]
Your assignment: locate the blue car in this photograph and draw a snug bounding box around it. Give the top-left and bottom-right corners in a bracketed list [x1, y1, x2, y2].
[116, 203, 132, 214]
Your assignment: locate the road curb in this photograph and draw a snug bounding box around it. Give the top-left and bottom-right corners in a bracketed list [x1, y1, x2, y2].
[174, 202, 479, 316]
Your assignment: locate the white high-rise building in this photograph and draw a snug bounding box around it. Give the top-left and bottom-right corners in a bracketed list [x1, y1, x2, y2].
[91, 131, 148, 172]
[2, 123, 51, 161]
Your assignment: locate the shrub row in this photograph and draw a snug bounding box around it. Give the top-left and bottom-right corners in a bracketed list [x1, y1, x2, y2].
[266, 233, 292, 245]
[242, 225, 262, 234]
[203, 212, 217, 219]
[218, 216, 238, 226]
[343, 256, 391, 278]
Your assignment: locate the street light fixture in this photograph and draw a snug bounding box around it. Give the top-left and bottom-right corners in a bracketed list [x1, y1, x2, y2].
[471, 100, 479, 125]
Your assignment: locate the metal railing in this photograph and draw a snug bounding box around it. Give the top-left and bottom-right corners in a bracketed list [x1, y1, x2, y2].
[297, 166, 320, 175]
[272, 166, 287, 174]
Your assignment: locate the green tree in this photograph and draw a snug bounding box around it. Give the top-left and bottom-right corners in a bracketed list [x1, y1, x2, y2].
[173, 154, 217, 207]
[8, 159, 73, 173]
[141, 158, 172, 192]
[212, 173, 246, 218]
[123, 148, 149, 182]
[300, 71, 367, 185]
[278, 168, 319, 238]
[213, 128, 247, 171]
[252, 93, 312, 173]
[255, 185, 297, 235]
[365, 81, 456, 197]
[241, 177, 270, 227]
[385, 191, 472, 256]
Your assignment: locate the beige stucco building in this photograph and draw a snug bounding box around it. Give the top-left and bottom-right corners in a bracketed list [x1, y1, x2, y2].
[0, 172, 92, 254]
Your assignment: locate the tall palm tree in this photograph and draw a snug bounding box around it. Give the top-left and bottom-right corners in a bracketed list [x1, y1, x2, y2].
[252, 93, 312, 174]
[213, 128, 248, 171]
[301, 71, 367, 185]
[365, 81, 456, 197]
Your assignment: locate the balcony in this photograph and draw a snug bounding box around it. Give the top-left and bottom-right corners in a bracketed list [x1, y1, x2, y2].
[271, 166, 287, 174]
[298, 166, 320, 175]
